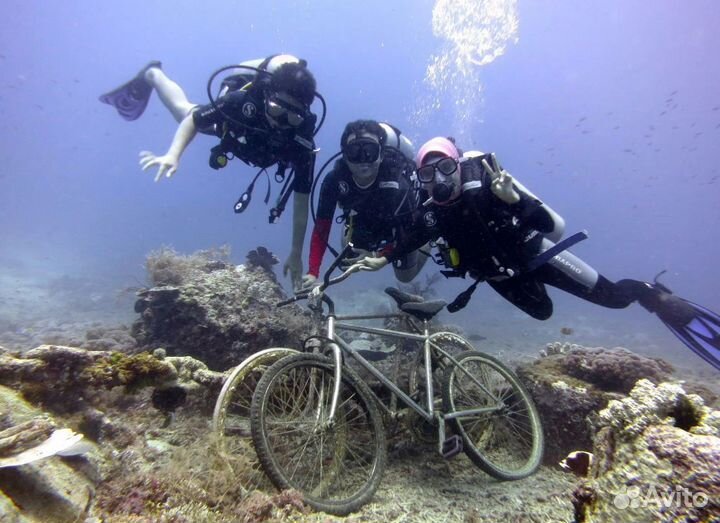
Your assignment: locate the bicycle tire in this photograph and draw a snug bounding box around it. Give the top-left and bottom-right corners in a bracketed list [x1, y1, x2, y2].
[212, 348, 298, 488]
[442, 350, 543, 480]
[251, 353, 387, 515]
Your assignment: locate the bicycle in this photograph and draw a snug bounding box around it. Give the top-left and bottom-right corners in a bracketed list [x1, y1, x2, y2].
[248, 244, 545, 515]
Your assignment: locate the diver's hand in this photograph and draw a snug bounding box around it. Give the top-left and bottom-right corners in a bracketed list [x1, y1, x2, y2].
[283, 252, 303, 290]
[340, 248, 373, 268]
[300, 273, 319, 291]
[355, 256, 389, 272]
[140, 151, 179, 182]
[482, 154, 520, 204]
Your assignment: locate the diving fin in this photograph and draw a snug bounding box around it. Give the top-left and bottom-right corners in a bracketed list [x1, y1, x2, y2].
[639, 274, 720, 371]
[663, 298, 720, 372]
[99, 61, 161, 121]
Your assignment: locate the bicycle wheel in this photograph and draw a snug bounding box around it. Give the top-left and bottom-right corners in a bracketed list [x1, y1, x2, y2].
[442, 351, 543, 480]
[212, 348, 298, 487]
[251, 353, 387, 515]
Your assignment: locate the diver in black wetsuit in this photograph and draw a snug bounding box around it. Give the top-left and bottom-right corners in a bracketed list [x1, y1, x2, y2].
[355, 137, 720, 371]
[301, 120, 429, 288]
[99, 55, 319, 287]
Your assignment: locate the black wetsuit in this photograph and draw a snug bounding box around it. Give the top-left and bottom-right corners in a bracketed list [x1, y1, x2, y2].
[389, 154, 650, 319]
[308, 158, 416, 276]
[192, 87, 316, 194]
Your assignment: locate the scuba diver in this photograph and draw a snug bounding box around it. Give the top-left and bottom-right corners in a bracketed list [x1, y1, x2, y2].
[354, 136, 720, 371]
[301, 120, 429, 289]
[99, 55, 321, 288]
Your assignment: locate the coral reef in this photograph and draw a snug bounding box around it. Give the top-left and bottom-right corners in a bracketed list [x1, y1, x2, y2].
[0, 345, 223, 416]
[132, 248, 312, 370]
[573, 379, 720, 522]
[245, 246, 279, 278]
[516, 345, 675, 464]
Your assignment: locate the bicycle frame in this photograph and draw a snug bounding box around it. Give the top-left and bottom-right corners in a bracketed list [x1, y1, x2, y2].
[320, 306, 504, 447]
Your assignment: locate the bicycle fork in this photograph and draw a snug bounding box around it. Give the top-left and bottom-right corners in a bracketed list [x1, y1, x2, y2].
[325, 315, 342, 427]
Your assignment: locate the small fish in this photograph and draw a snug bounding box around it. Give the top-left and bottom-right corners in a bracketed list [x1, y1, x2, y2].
[560, 327, 574, 335]
[669, 90, 678, 96]
[578, 116, 587, 122]
[660, 110, 667, 116]
[559, 451, 594, 476]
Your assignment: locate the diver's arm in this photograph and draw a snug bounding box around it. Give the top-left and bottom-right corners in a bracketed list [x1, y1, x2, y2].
[283, 191, 309, 288]
[139, 114, 197, 182]
[512, 178, 565, 240]
[478, 152, 565, 239]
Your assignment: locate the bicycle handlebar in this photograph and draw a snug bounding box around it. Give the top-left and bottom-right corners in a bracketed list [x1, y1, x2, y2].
[276, 243, 359, 308]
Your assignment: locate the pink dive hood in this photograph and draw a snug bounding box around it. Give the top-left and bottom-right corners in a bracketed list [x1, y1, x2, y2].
[415, 137, 460, 166]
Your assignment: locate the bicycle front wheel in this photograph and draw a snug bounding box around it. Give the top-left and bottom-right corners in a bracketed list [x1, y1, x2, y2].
[443, 351, 543, 480]
[251, 353, 387, 515]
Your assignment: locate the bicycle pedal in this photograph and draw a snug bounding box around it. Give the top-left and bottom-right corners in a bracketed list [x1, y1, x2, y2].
[441, 435, 463, 459]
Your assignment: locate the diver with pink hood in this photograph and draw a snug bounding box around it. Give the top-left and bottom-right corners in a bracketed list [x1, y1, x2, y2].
[355, 137, 720, 371]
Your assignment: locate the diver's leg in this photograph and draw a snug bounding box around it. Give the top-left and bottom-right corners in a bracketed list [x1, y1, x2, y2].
[534, 249, 648, 309]
[392, 243, 431, 283]
[488, 277, 553, 320]
[144, 67, 198, 123]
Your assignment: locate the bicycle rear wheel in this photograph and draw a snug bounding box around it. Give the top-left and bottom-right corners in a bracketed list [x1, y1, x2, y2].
[442, 351, 543, 480]
[251, 353, 387, 515]
[408, 332, 475, 400]
[212, 348, 298, 488]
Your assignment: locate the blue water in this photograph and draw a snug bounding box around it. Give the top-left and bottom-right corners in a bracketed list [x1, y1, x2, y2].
[1, 1, 718, 370]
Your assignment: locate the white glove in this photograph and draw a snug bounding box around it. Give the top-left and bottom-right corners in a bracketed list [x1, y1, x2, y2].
[482, 155, 520, 204]
[300, 273, 319, 291]
[355, 256, 389, 272]
[341, 248, 372, 268]
[140, 151, 179, 182]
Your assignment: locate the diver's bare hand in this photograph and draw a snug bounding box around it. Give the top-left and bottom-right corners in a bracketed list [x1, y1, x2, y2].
[140, 151, 179, 182]
[482, 154, 520, 204]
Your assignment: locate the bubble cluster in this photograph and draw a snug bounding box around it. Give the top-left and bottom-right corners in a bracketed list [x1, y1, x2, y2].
[409, 0, 519, 136]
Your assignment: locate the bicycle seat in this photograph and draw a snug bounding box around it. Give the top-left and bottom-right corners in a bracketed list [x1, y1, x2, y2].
[385, 287, 424, 308]
[400, 300, 447, 321]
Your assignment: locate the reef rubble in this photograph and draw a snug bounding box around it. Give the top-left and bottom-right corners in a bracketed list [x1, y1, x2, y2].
[572, 379, 720, 522]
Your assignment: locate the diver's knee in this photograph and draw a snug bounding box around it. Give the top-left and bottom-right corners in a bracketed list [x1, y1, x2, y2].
[393, 268, 416, 283]
[144, 65, 165, 84]
[528, 304, 553, 320]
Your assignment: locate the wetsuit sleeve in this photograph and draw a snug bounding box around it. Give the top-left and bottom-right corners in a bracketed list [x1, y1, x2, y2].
[290, 113, 317, 194]
[386, 208, 434, 264]
[307, 172, 341, 277]
[308, 219, 332, 277]
[191, 90, 246, 135]
[511, 190, 555, 233]
[291, 151, 314, 194]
